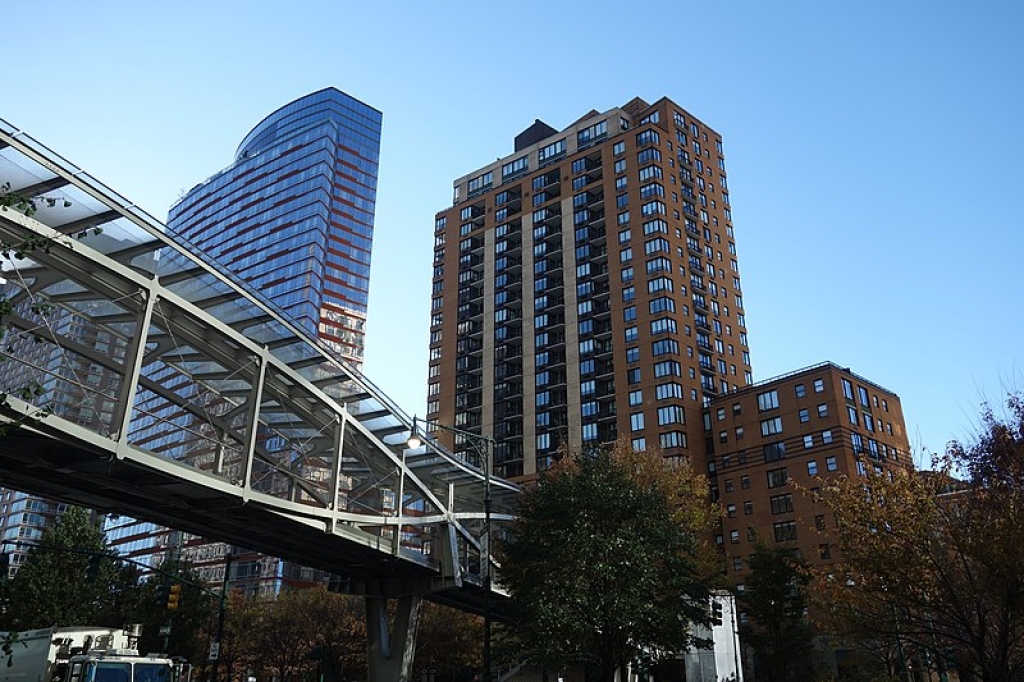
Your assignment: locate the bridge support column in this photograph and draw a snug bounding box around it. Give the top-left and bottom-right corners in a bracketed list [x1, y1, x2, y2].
[366, 593, 422, 682]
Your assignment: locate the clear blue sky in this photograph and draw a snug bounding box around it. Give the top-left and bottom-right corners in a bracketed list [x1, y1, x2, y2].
[5, 1, 1022, 464]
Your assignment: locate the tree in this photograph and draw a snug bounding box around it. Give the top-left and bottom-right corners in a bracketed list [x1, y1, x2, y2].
[739, 544, 816, 682]
[137, 559, 215, 659]
[498, 442, 715, 681]
[3, 506, 123, 628]
[302, 588, 367, 682]
[252, 587, 328, 682]
[814, 395, 1024, 682]
[209, 589, 263, 682]
[413, 601, 480, 681]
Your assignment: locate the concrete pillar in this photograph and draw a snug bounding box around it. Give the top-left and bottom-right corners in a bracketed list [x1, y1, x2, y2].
[365, 594, 422, 682]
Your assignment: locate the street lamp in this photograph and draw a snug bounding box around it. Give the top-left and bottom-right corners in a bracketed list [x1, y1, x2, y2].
[407, 416, 495, 682]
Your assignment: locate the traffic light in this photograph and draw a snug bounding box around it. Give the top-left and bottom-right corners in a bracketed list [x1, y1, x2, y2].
[711, 600, 723, 626]
[166, 584, 182, 611]
[154, 583, 169, 607]
[86, 553, 102, 582]
[0, 553, 9, 581]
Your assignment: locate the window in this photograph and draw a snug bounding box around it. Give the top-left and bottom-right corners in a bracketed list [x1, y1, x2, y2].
[858, 386, 870, 407]
[842, 378, 854, 400]
[826, 456, 838, 472]
[646, 256, 672, 274]
[813, 378, 824, 393]
[819, 544, 831, 560]
[650, 318, 677, 335]
[538, 138, 566, 163]
[763, 442, 786, 462]
[794, 383, 806, 398]
[740, 475, 750, 490]
[757, 390, 779, 412]
[659, 431, 687, 448]
[848, 406, 859, 425]
[658, 405, 685, 425]
[815, 515, 826, 531]
[651, 338, 679, 356]
[654, 360, 681, 378]
[760, 417, 783, 436]
[577, 119, 608, 146]
[648, 276, 674, 293]
[730, 530, 740, 544]
[770, 493, 794, 515]
[817, 403, 828, 418]
[635, 129, 660, 147]
[630, 412, 645, 431]
[804, 435, 814, 449]
[656, 382, 683, 400]
[822, 429, 833, 444]
[799, 409, 810, 423]
[502, 156, 528, 179]
[852, 432, 865, 455]
[773, 521, 797, 542]
[767, 468, 788, 488]
[726, 503, 736, 518]
[628, 390, 643, 407]
[807, 460, 818, 476]
[744, 501, 753, 516]
[649, 296, 676, 314]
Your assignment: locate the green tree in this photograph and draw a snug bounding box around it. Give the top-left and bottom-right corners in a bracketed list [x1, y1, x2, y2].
[815, 395, 1024, 682]
[3, 506, 121, 628]
[739, 544, 816, 682]
[138, 559, 215, 659]
[498, 442, 714, 681]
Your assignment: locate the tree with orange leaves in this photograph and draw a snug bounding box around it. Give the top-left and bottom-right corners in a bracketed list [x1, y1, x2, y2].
[814, 396, 1024, 682]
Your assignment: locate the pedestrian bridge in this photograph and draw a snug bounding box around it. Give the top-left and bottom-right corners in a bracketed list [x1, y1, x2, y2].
[0, 118, 518, 619]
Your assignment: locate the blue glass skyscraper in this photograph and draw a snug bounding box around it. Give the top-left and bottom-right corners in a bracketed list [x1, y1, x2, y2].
[168, 88, 382, 364]
[156, 89, 381, 593]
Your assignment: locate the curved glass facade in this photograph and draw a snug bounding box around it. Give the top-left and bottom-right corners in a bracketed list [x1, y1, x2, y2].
[168, 88, 382, 364]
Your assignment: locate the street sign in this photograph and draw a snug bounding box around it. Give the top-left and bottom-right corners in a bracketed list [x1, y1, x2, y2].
[208, 642, 220, 661]
[158, 625, 171, 636]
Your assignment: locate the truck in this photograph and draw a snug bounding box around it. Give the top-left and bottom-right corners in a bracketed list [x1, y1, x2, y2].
[0, 625, 190, 682]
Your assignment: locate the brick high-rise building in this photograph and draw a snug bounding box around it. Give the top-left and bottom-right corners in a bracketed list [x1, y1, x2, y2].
[430, 96, 750, 478]
[429, 99, 915, 615]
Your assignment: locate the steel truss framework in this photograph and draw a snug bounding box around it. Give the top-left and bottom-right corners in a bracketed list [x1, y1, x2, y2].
[0, 119, 517, 614]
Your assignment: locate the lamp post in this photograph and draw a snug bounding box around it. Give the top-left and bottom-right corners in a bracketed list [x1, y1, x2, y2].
[407, 416, 494, 682]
